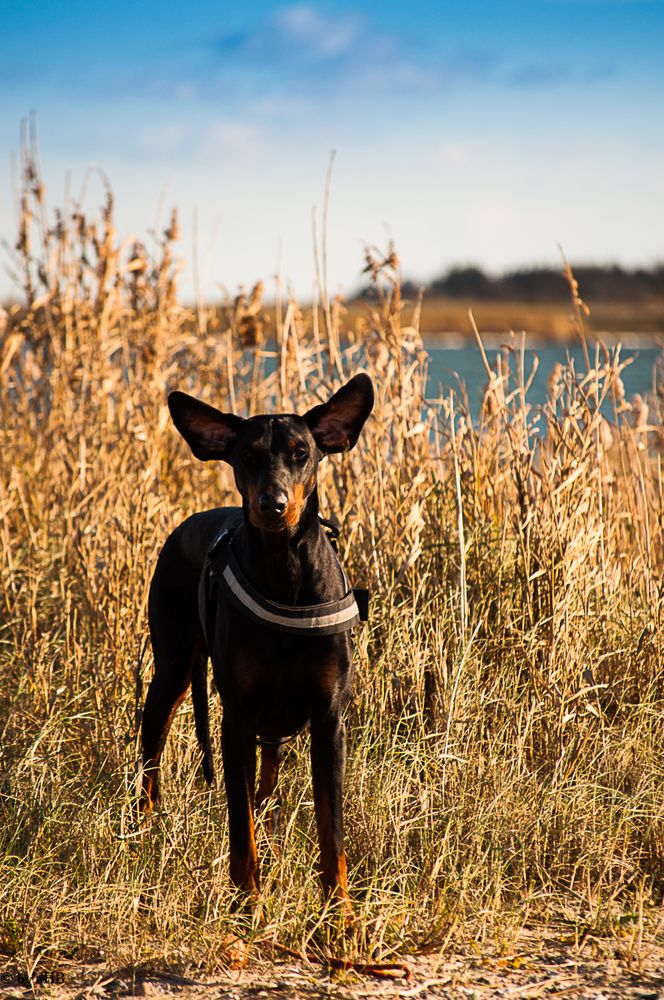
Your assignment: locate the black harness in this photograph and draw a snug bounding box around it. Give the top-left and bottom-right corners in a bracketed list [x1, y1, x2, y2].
[198, 517, 369, 653]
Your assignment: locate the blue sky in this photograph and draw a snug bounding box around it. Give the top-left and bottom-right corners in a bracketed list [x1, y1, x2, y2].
[1, 0, 663, 300]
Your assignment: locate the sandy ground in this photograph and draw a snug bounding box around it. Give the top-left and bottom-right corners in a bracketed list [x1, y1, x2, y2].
[1, 924, 663, 1000]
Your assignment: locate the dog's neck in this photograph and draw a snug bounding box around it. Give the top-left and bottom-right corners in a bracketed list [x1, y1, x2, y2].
[236, 490, 342, 606]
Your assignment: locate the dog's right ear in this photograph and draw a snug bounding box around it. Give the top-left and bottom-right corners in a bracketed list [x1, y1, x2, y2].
[168, 391, 243, 462]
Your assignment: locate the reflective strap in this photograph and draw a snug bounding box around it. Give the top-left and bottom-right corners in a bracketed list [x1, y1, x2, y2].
[220, 562, 360, 633]
[201, 519, 366, 638]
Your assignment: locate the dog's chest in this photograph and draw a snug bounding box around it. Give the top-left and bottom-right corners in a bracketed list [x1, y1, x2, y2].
[214, 617, 353, 724]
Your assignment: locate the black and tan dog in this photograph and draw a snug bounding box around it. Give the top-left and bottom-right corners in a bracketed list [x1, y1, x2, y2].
[140, 373, 374, 916]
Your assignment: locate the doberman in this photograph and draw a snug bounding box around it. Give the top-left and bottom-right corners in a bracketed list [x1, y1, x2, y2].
[140, 373, 374, 916]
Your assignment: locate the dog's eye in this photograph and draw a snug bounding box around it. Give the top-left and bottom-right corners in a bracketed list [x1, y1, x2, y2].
[292, 449, 309, 463]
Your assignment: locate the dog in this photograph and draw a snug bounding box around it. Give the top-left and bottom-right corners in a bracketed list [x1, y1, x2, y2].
[140, 373, 374, 916]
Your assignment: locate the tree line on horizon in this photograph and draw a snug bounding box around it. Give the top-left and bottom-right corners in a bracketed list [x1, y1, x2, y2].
[359, 263, 664, 303]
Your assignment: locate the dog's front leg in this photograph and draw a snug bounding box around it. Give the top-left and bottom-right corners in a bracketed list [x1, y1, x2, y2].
[310, 714, 353, 919]
[221, 715, 259, 900]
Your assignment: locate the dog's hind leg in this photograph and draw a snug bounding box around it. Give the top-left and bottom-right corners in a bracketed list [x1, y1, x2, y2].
[140, 639, 203, 814]
[140, 548, 204, 815]
[191, 653, 214, 786]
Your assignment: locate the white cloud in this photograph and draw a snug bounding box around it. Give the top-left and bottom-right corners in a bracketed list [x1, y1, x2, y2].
[274, 5, 363, 58]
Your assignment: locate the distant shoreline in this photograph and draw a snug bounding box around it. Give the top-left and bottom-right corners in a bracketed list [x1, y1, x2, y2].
[346, 297, 664, 341]
[422, 330, 663, 350]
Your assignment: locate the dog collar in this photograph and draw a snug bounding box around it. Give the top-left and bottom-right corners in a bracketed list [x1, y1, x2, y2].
[202, 524, 366, 637]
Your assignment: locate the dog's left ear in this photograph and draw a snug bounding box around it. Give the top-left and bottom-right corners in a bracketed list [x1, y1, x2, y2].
[304, 373, 374, 454]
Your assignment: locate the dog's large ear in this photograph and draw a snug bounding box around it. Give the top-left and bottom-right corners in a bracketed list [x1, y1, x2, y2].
[304, 373, 374, 454]
[168, 391, 243, 462]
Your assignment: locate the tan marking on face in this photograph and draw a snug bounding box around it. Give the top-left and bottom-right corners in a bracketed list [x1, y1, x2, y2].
[284, 482, 306, 527]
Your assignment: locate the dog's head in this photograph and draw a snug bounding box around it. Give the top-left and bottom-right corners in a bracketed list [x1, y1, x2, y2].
[168, 373, 374, 532]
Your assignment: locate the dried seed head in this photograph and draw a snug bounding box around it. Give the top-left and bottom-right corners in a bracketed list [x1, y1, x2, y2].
[248, 281, 264, 310]
[362, 248, 381, 281]
[102, 192, 114, 225]
[238, 313, 263, 347]
[631, 394, 649, 430]
[548, 362, 564, 400]
[51, 208, 64, 242]
[128, 241, 148, 274]
[164, 208, 180, 242]
[385, 242, 400, 272]
[366, 330, 389, 369]
[482, 383, 498, 417]
[562, 255, 590, 316]
[598, 418, 614, 454]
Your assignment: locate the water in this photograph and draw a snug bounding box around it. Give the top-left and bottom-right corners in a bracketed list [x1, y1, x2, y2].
[425, 339, 661, 415]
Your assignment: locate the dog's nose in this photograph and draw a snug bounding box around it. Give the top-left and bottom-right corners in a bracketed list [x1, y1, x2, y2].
[258, 492, 288, 515]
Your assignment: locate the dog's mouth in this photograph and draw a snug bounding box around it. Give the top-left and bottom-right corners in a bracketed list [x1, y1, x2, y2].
[248, 508, 289, 532]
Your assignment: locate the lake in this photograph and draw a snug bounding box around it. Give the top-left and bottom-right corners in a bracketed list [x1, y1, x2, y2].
[425, 338, 662, 414]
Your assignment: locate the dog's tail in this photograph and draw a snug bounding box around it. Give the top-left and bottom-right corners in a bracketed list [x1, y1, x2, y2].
[192, 652, 214, 786]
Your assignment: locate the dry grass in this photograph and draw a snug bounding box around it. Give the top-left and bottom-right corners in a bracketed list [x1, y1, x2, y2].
[1, 146, 663, 987]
